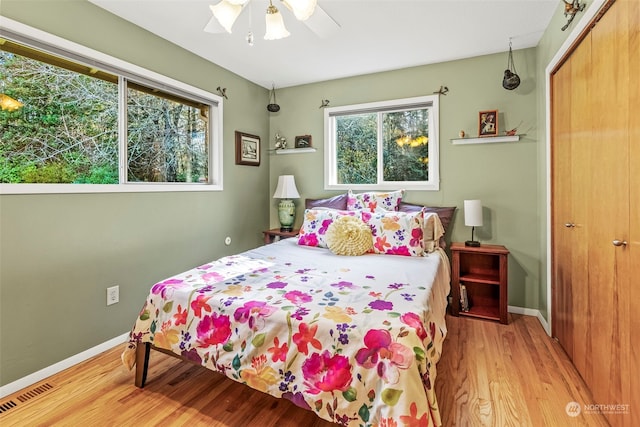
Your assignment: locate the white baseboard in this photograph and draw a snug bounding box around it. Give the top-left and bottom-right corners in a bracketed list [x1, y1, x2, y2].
[508, 305, 551, 336]
[0, 332, 129, 399]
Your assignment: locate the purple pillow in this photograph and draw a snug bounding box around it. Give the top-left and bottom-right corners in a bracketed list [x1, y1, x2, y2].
[305, 193, 348, 210]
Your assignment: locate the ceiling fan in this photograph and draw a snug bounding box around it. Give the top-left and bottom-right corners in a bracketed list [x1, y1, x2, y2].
[203, 0, 340, 42]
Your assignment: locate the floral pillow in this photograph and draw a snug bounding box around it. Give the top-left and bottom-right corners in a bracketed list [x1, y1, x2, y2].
[297, 209, 356, 248]
[347, 189, 405, 213]
[361, 209, 425, 257]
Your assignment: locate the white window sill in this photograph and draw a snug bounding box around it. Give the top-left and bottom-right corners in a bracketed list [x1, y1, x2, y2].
[0, 183, 223, 195]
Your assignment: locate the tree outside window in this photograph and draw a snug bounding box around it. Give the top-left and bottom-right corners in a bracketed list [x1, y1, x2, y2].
[326, 95, 439, 191]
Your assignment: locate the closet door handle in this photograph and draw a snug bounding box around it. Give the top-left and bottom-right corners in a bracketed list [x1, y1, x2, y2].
[612, 239, 627, 247]
[564, 223, 575, 228]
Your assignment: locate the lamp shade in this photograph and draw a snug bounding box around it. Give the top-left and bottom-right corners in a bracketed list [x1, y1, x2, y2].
[273, 175, 300, 199]
[464, 200, 483, 227]
[264, 3, 290, 40]
[282, 0, 317, 21]
[210, 0, 243, 33]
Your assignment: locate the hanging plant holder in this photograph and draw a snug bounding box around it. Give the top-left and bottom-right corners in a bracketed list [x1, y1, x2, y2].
[502, 40, 521, 91]
[267, 84, 280, 112]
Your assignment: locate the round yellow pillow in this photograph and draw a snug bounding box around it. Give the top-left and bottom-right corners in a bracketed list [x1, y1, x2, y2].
[326, 215, 373, 256]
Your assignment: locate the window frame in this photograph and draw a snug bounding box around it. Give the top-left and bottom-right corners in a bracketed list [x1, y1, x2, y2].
[323, 95, 439, 191]
[0, 17, 223, 194]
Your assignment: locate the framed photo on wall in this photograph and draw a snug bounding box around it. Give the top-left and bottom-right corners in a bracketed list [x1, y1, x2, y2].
[294, 135, 312, 148]
[478, 110, 498, 137]
[235, 131, 260, 166]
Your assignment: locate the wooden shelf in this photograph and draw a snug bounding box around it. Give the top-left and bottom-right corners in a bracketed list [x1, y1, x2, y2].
[459, 273, 500, 285]
[450, 242, 509, 324]
[451, 135, 521, 145]
[460, 302, 500, 322]
[270, 148, 317, 154]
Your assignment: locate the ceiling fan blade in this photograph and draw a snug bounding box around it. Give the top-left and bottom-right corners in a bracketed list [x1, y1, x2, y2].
[303, 4, 340, 38]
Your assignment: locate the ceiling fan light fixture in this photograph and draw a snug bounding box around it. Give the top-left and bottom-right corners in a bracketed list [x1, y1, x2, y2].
[281, 0, 317, 21]
[264, 2, 290, 40]
[210, 0, 243, 33]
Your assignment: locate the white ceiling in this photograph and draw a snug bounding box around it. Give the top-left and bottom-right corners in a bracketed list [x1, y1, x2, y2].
[89, 0, 559, 89]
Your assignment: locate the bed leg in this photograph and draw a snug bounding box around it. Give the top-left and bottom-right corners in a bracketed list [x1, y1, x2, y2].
[134, 342, 151, 388]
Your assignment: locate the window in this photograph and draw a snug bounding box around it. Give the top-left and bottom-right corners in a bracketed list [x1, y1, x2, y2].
[0, 19, 222, 194]
[324, 95, 439, 191]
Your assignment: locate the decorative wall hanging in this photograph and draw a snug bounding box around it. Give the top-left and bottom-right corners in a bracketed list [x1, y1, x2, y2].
[294, 135, 312, 148]
[235, 131, 261, 166]
[433, 86, 449, 96]
[319, 99, 330, 108]
[216, 86, 228, 99]
[267, 84, 280, 112]
[502, 39, 520, 90]
[561, 0, 585, 31]
[478, 110, 499, 137]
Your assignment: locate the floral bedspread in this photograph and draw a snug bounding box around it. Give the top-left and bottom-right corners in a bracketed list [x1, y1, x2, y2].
[123, 239, 450, 427]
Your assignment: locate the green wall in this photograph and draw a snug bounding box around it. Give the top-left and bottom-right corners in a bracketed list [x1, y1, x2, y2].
[0, 0, 600, 388]
[0, 0, 270, 386]
[268, 48, 541, 312]
[267, 1, 601, 326]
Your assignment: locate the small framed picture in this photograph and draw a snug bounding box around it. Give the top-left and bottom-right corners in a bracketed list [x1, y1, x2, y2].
[294, 135, 312, 148]
[478, 110, 499, 137]
[235, 131, 260, 166]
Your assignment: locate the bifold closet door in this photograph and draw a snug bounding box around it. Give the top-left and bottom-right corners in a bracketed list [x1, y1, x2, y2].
[550, 54, 574, 361]
[551, 1, 639, 425]
[588, 0, 630, 412]
[551, 26, 593, 378]
[626, 1, 639, 425]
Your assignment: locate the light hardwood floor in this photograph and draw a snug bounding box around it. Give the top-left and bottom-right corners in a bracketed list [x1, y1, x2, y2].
[0, 314, 611, 426]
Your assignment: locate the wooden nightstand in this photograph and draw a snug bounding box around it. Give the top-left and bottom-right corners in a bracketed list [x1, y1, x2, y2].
[262, 228, 299, 244]
[450, 242, 509, 324]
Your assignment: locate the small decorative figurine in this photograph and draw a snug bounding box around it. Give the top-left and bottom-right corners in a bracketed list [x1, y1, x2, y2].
[561, 0, 585, 31]
[505, 121, 522, 136]
[459, 130, 466, 138]
[274, 133, 287, 149]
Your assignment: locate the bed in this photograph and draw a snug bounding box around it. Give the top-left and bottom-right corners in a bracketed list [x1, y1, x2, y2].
[122, 193, 454, 427]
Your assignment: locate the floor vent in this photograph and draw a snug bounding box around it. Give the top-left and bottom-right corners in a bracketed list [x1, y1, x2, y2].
[0, 382, 55, 414]
[0, 400, 18, 414]
[16, 383, 55, 403]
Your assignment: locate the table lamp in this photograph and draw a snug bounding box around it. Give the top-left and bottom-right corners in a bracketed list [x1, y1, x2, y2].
[273, 175, 300, 232]
[464, 199, 483, 247]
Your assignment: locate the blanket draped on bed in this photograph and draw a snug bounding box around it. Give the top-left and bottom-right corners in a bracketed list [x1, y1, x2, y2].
[123, 239, 450, 427]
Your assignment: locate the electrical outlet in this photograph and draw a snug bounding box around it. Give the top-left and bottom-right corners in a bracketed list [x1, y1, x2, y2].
[107, 285, 119, 306]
